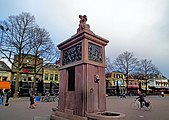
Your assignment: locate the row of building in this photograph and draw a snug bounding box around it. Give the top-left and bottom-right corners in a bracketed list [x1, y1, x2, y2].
[0, 54, 60, 96]
[106, 72, 169, 96]
[0, 55, 169, 96]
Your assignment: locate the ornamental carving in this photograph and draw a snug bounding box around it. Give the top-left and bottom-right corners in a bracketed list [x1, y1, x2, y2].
[62, 43, 82, 65]
[88, 42, 102, 63]
[77, 15, 90, 32]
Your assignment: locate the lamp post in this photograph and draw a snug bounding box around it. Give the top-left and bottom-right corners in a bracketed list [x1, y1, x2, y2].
[0, 24, 9, 44]
[0, 24, 9, 59]
[0, 24, 4, 47]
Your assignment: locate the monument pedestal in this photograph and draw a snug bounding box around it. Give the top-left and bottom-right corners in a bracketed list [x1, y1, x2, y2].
[51, 109, 88, 120]
[51, 109, 125, 120]
[51, 15, 125, 120]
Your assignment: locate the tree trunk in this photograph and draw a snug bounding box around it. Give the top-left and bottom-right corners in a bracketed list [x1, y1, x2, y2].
[32, 73, 36, 94]
[145, 79, 148, 95]
[13, 69, 20, 98]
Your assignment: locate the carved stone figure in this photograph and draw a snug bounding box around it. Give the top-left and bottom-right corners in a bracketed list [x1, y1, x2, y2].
[77, 15, 90, 32]
[88, 42, 102, 63]
[62, 43, 82, 65]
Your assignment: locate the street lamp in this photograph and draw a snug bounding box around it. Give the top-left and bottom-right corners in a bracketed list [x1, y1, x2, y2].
[0, 24, 9, 43]
[0, 24, 4, 45]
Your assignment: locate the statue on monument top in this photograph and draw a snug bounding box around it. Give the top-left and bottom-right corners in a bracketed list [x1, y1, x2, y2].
[77, 15, 90, 32]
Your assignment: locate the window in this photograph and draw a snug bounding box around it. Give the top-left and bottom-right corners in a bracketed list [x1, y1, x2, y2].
[130, 82, 132, 85]
[2, 77, 7, 81]
[0, 64, 2, 69]
[68, 67, 75, 91]
[50, 74, 53, 80]
[45, 73, 48, 80]
[55, 74, 58, 81]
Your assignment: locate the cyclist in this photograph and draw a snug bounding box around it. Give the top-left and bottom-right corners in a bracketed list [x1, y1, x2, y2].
[136, 91, 146, 108]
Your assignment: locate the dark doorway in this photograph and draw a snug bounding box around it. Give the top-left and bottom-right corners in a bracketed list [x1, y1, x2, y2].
[68, 67, 75, 91]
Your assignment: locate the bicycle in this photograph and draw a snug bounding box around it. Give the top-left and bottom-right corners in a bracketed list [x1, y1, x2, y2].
[41, 94, 59, 102]
[130, 99, 152, 111]
[41, 94, 52, 102]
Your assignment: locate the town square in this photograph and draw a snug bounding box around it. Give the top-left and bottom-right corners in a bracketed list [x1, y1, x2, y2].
[1, 0, 169, 120]
[0, 96, 169, 120]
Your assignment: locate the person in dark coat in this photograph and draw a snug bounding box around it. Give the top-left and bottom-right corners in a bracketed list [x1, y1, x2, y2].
[29, 94, 36, 109]
[5, 89, 11, 106]
[136, 91, 146, 108]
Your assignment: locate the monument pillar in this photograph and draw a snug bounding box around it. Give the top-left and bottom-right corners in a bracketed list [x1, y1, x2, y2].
[51, 15, 125, 120]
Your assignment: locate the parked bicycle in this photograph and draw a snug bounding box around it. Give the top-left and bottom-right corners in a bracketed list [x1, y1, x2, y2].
[41, 93, 58, 102]
[130, 99, 152, 111]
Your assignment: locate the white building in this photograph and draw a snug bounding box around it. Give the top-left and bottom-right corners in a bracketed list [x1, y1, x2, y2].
[148, 78, 169, 95]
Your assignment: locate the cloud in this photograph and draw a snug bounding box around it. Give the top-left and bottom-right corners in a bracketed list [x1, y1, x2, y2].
[0, 0, 169, 78]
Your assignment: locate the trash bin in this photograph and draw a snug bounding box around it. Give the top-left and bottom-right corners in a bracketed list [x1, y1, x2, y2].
[35, 96, 40, 102]
[0, 97, 2, 105]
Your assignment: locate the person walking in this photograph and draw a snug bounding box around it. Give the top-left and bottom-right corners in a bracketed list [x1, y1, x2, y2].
[5, 89, 11, 106]
[1, 88, 5, 104]
[29, 94, 37, 109]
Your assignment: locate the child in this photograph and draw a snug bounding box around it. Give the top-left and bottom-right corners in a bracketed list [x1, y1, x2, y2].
[29, 94, 36, 109]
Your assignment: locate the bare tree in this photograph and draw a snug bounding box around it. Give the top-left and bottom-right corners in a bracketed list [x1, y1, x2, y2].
[105, 57, 114, 73]
[0, 12, 36, 97]
[113, 51, 139, 93]
[138, 59, 160, 94]
[29, 26, 60, 94]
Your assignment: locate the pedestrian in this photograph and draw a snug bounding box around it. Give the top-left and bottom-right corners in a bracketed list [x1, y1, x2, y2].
[29, 94, 37, 109]
[5, 89, 11, 106]
[1, 88, 5, 104]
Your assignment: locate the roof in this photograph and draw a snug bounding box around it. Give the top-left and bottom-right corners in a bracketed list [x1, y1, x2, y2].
[43, 63, 60, 69]
[0, 61, 11, 71]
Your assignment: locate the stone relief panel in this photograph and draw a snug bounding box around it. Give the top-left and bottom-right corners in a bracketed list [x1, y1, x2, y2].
[88, 42, 102, 63]
[62, 43, 82, 65]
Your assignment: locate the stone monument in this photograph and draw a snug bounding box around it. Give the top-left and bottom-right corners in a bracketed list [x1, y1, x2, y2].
[51, 15, 125, 120]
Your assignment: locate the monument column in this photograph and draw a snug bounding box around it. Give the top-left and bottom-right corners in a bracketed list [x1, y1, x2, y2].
[51, 15, 125, 120]
[57, 15, 108, 116]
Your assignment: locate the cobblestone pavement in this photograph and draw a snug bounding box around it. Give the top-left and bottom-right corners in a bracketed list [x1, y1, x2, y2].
[0, 96, 169, 120]
[106, 95, 169, 120]
[0, 97, 57, 120]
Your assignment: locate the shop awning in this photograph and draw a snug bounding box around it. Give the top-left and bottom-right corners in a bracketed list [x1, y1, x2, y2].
[0, 81, 11, 89]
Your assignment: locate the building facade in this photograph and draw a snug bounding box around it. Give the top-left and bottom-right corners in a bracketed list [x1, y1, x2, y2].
[0, 61, 11, 90]
[148, 77, 169, 95]
[106, 71, 126, 96]
[43, 63, 60, 94]
[127, 79, 139, 95]
[0, 61, 11, 81]
[11, 54, 43, 96]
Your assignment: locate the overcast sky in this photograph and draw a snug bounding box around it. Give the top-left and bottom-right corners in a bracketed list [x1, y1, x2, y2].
[1, 0, 169, 78]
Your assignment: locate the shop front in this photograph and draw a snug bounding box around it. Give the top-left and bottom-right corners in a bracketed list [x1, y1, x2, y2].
[128, 85, 139, 96]
[0, 81, 11, 90]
